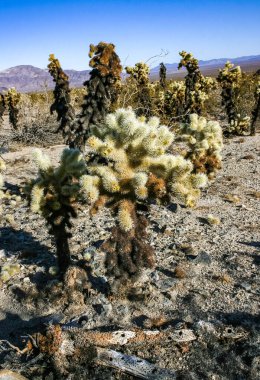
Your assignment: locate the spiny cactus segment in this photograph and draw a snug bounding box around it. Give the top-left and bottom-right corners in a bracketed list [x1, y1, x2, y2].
[0, 94, 6, 122]
[179, 114, 223, 179]
[28, 148, 86, 273]
[72, 42, 122, 149]
[48, 54, 76, 146]
[178, 51, 216, 117]
[82, 108, 208, 281]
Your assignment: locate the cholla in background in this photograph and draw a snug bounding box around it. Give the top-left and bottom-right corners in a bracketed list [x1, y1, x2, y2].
[178, 51, 216, 117]
[0, 157, 5, 214]
[179, 114, 223, 179]
[81, 108, 208, 283]
[48, 54, 76, 146]
[28, 148, 86, 274]
[250, 70, 260, 136]
[72, 42, 122, 149]
[159, 62, 167, 88]
[0, 94, 5, 123]
[4, 88, 21, 129]
[125, 62, 152, 116]
[164, 81, 186, 119]
[217, 61, 251, 135]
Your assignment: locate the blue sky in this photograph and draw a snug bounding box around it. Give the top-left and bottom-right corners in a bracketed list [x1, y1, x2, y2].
[0, 0, 259, 70]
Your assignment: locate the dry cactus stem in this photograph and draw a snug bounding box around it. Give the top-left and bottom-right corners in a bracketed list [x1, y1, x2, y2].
[178, 51, 216, 117]
[4, 87, 21, 129]
[73, 42, 122, 149]
[27, 148, 86, 273]
[48, 54, 76, 146]
[179, 114, 223, 179]
[0, 94, 5, 122]
[159, 62, 167, 88]
[217, 61, 250, 135]
[125, 62, 152, 116]
[81, 108, 208, 283]
[250, 70, 260, 136]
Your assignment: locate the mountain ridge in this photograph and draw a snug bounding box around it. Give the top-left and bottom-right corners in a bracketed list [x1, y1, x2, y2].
[0, 54, 259, 93]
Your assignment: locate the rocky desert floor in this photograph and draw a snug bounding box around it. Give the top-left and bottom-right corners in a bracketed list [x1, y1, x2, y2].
[0, 122, 259, 379]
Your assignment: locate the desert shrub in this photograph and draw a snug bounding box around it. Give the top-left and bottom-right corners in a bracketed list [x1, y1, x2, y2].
[4, 88, 21, 129]
[27, 148, 86, 274]
[217, 62, 251, 135]
[0, 94, 5, 123]
[178, 51, 216, 118]
[81, 108, 208, 286]
[179, 114, 223, 179]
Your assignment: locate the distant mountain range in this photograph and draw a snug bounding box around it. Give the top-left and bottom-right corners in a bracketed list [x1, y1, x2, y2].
[0, 54, 259, 93]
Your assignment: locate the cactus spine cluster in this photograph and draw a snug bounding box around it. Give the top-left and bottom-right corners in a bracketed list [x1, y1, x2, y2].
[179, 114, 223, 179]
[217, 61, 250, 134]
[4, 88, 21, 129]
[250, 70, 260, 136]
[48, 54, 76, 146]
[72, 42, 122, 149]
[178, 51, 216, 117]
[81, 108, 208, 281]
[28, 148, 86, 273]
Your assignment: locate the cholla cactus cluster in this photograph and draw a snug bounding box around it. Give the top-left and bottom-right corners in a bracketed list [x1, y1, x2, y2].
[48, 54, 76, 146]
[250, 70, 260, 135]
[82, 108, 208, 280]
[4, 88, 21, 129]
[28, 148, 86, 273]
[217, 61, 251, 134]
[179, 114, 223, 179]
[178, 51, 216, 117]
[72, 42, 122, 148]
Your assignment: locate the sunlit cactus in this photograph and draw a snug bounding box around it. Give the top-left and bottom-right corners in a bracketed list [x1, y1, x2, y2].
[179, 114, 223, 179]
[159, 62, 167, 88]
[178, 51, 216, 117]
[250, 70, 260, 136]
[27, 148, 86, 273]
[48, 54, 76, 146]
[82, 108, 208, 283]
[125, 62, 152, 116]
[72, 42, 122, 149]
[217, 61, 250, 134]
[164, 81, 186, 118]
[4, 88, 21, 129]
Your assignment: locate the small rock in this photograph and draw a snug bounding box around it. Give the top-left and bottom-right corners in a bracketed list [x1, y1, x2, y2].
[241, 282, 251, 291]
[195, 251, 212, 264]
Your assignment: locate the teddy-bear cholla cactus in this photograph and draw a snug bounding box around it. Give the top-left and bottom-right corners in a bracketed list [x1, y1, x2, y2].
[72, 42, 122, 149]
[0, 94, 5, 122]
[4, 88, 21, 129]
[250, 70, 260, 136]
[178, 51, 216, 117]
[179, 114, 223, 179]
[28, 148, 86, 273]
[125, 62, 152, 116]
[217, 61, 250, 135]
[159, 62, 167, 88]
[164, 81, 186, 118]
[48, 54, 76, 146]
[81, 108, 208, 280]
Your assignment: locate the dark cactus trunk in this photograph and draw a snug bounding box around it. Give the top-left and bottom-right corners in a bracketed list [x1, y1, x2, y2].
[52, 223, 71, 274]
